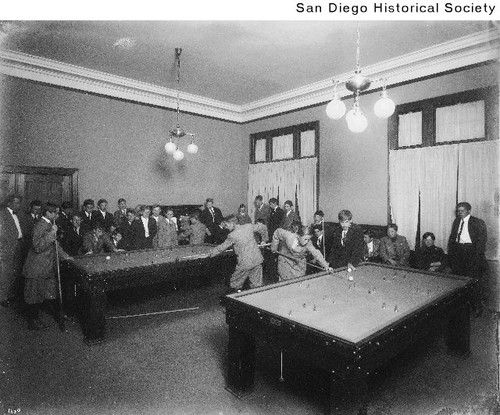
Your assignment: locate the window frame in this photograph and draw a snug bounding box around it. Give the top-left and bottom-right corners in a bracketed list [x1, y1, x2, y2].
[388, 86, 498, 150]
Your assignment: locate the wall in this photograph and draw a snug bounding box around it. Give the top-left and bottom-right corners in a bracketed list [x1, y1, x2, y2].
[0, 76, 246, 216]
[0, 62, 498, 222]
[242, 62, 499, 226]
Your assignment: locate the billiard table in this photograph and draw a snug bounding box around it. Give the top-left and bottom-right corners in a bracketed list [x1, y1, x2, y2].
[61, 243, 235, 343]
[225, 263, 476, 414]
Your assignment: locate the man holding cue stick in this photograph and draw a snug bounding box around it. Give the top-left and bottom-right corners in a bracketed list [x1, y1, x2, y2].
[23, 202, 73, 331]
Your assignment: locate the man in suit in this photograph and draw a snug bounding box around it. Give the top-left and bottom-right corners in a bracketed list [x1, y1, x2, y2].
[80, 199, 95, 237]
[209, 215, 268, 292]
[131, 205, 157, 250]
[117, 209, 136, 251]
[268, 198, 284, 241]
[447, 202, 488, 316]
[23, 202, 73, 330]
[93, 199, 115, 234]
[363, 229, 382, 263]
[199, 198, 223, 244]
[56, 201, 73, 240]
[61, 213, 84, 256]
[0, 194, 27, 307]
[254, 195, 270, 226]
[379, 224, 411, 267]
[113, 198, 128, 229]
[327, 210, 365, 270]
[312, 223, 332, 259]
[280, 200, 300, 232]
[27, 199, 42, 224]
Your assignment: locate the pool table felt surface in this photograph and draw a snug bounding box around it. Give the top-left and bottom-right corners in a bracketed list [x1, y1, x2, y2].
[232, 264, 469, 344]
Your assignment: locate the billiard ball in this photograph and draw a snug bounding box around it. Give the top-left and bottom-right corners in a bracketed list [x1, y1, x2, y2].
[105, 256, 111, 260]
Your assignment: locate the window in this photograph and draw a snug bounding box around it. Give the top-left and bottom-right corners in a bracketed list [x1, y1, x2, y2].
[389, 86, 498, 149]
[250, 121, 319, 163]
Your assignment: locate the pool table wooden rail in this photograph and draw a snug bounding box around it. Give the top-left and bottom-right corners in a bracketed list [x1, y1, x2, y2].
[225, 264, 476, 414]
[61, 244, 235, 343]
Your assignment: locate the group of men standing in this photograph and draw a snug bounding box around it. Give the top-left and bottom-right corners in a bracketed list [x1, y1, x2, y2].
[210, 196, 489, 317]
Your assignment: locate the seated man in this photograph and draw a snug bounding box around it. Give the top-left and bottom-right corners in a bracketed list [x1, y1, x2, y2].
[379, 223, 410, 267]
[82, 224, 119, 255]
[272, 221, 331, 281]
[363, 229, 382, 263]
[327, 210, 364, 270]
[416, 232, 449, 272]
[209, 215, 268, 292]
[61, 213, 84, 256]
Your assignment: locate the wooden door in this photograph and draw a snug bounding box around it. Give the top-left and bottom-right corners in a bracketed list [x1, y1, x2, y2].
[0, 166, 78, 211]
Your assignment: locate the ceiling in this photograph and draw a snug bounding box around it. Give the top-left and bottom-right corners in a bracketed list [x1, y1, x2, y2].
[0, 20, 494, 105]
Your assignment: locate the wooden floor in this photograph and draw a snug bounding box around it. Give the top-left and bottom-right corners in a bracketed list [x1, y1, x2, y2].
[0, 262, 498, 415]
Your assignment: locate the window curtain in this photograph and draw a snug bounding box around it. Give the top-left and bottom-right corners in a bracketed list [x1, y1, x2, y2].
[300, 130, 315, 157]
[389, 148, 421, 249]
[398, 111, 422, 147]
[272, 134, 293, 160]
[436, 100, 485, 143]
[248, 158, 317, 225]
[457, 140, 499, 259]
[418, 144, 459, 251]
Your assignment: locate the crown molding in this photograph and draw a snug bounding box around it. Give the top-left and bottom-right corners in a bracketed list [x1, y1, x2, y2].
[0, 49, 243, 122]
[0, 29, 498, 123]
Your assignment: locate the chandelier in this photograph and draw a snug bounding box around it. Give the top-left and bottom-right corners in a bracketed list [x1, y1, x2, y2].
[325, 24, 396, 133]
[165, 47, 198, 160]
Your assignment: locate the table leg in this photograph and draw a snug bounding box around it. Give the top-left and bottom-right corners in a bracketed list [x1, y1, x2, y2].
[227, 326, 256, 392]
[329, 369, 368, 415]
[446, 302, 471, 357]
[82, 287, 106, 344]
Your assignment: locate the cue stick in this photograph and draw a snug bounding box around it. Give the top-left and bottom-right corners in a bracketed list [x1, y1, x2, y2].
[107, 306, 200, 319]
[263, 246, 329, 272]
[54, 238, 66, 332]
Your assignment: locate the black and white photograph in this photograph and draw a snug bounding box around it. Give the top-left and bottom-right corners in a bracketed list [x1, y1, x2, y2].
[0, 6, 499, 415]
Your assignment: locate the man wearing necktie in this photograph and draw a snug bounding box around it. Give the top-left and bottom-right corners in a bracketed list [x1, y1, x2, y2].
[0, 195, 28, 307]
[447, 202, 487, 316]
[327, 210, 364, 270]
[200, 198, 223, 244]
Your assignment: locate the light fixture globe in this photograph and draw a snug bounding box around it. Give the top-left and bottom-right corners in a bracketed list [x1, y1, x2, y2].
[173, 148, 184, 161]
[165, 140, 176, 154]
[347, 111, 368, 133]
[326, 98, 346, 120]
[374, 91, 396, 119]
[187, 142, 198, 154]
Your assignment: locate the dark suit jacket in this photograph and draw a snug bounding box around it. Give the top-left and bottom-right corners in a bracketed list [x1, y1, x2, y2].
[268, 207, 284, 241]
[131, 218, 157, 250]
[80, 211, 95, 237]
[447, 215, 487, 255]
[200, 207, 223, 227]
[117, 220, 135, 251]
[311, 234, 332, 258]
[281, 210, 300, 231]
[200, 207, 224, 243]
[93, 210, 115, 233]
[61, 226, 84, 256]
[211, 224, 230, 244]
[327, 224, 365, 268]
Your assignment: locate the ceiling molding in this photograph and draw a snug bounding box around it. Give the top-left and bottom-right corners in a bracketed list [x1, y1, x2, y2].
[1, 29, 498, 123]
